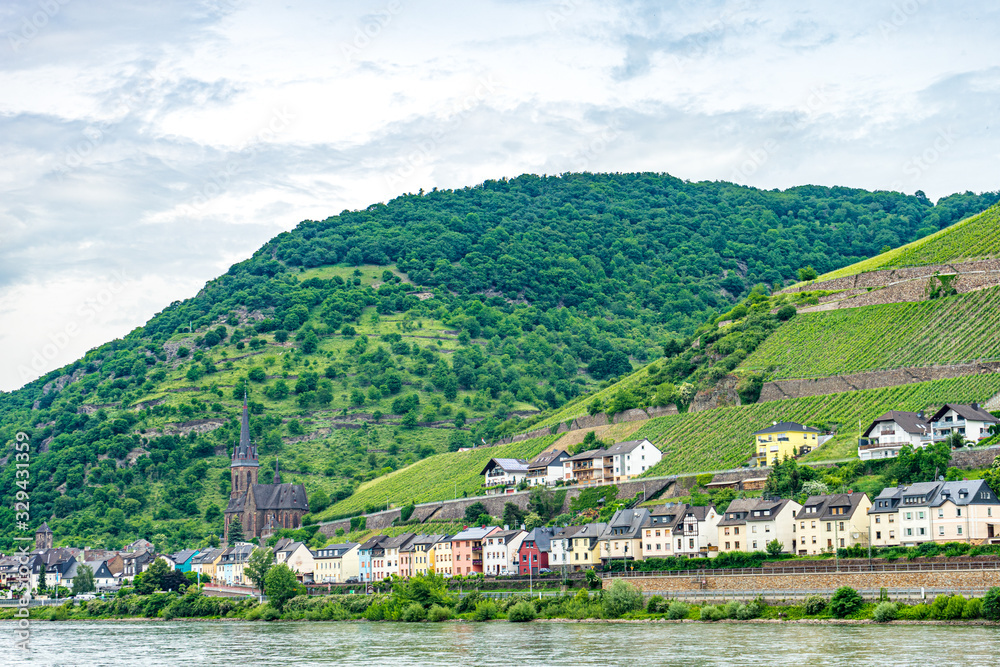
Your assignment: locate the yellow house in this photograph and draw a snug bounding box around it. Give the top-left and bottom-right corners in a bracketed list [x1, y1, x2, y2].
[753, 421, 820, 467]
[191, 547, 225, 584]
[569, 523, 605, 570]
[432, 538, 454, 576]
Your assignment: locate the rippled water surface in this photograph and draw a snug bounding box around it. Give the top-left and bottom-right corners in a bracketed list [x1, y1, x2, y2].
[3, 620, 1000, 666]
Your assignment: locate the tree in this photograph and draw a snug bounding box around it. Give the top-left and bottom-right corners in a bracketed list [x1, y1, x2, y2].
[309, 490, 330, 513]
[464, 502, 488, 523]
[400, 502, 416, 522]
[527, 485, 560, 520]
[801, 480, 830, 497]
[829, 586, 864, 618]
[502, 502, 525, 528]
[797, 266, 818, 281]
[136, 558, 170, 594]
[38, 563, 47, 593]
[72, 564, 95, 595]
[245, 547, 275, 597]
[944, 431, 966, 449]
[264, 564, 302, 612]
[765, 539, 784, 557]
[228, 518, 246, 544]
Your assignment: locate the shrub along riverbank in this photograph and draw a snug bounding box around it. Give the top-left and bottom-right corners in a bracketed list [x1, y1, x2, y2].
[5, 575, 1000, 625]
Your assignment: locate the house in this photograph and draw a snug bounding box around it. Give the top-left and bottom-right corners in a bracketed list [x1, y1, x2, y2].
[275, 541, 314, 581]
[191, 548, 226, 583]
[83, 551, 124, 577]
[358, 536, 387, 582]
[717, 498, 756, 553]
[752, 422, 820, 467]
[80, 560, 117, 590]
[644, 503, 721, 559]
[432, 536, 454, 576]
[217, 544, 254, 585]
[312, 543, 360, 583]
[568, 523, 605, 570]
[744, 498, 801, 554]
[399, 535, 442, 578]
[549, 525, 584, 573]
[28, 549, 76, 593]
[869, 486, 904, 547]
[378, 534, 416, 579]
[599, 508, 650, 567]
[483, 530, 526, 575]
[170, 549, 200, 573]
[930, 403, 998, 444]
[450, 527, 498, 576]
[526, 450, 571, 486]
[879, 480, 1000, 546]
[563, 440, 662, 485]
[120, 549, 156, 582]
[860, 411, 932, 460]
[125, 539, 154, 553]
[480, 458, 530, 495]
[795, 493, 872, 554]
[518, 527, 555, 575]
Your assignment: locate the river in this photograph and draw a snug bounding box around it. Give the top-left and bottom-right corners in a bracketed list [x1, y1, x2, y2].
[3, 620, 1000, 665]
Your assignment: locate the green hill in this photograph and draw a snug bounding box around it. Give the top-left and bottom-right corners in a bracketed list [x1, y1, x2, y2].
[739, 286, 1000, 380]
[1, 173, 996, 552]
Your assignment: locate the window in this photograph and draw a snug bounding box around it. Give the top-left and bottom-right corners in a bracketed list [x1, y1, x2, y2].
[725, 542, 730, 550]
[839, 521, 845, 532]
[939, 526, 945, 536]
[734, 527, 740, 535]
[752, 525, 757, 534]
[905, 512, 912, 520]
[889, 531, 894, 539]
[876, 531, 882, 540]
[811, 521, 816, 529]
[906, 528, 913, 536]
[752, 541, 758, 550]
[689, 538, 695, 549]
[918, 528, 926, 536]
[958, 526, 963, 535]
[811, 537, 816, 544]
[957, 508, 962, 517]
[826, 522, 832, 532]
[735, 541, 740, 549]
[889, 515, 895, 523]
[938, 509, 944, 518]
[918, 512, 925, 520]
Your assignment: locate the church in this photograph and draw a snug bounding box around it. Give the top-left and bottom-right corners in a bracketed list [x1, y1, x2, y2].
[224, 397, 308, 544]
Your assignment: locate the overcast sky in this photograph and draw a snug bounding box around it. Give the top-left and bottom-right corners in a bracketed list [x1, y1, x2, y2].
[1, 0, 998, 392]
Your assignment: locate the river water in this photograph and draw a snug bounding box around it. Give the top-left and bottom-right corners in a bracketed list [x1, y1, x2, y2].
[3, 620, 1000, 666]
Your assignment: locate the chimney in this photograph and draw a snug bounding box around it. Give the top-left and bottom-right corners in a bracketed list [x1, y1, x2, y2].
[972, 403, 979, 411]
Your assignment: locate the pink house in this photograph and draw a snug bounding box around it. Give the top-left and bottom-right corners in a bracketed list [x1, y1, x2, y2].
[449, 527, 499, 576]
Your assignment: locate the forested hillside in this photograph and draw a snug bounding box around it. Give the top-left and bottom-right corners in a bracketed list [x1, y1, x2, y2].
[1, 172, 996, 552]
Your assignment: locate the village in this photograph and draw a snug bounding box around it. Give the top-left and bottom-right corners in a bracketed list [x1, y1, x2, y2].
[4, 401, 997, 597]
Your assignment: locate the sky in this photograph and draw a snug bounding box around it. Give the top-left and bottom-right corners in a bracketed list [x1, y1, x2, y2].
[1, 0, 998, 392]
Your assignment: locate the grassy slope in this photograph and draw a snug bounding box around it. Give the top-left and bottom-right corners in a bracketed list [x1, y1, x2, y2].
[636, 373, 1000, 476]
[811, 204, 1000, 282]
[319, 434, 561, 518]
[739, 287, 1000, 379]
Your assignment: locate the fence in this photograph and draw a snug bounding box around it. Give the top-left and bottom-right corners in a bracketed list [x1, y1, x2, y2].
[603, 560, 1000, 578]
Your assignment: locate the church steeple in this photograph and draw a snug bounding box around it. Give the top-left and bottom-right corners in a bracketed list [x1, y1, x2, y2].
[273, 457, 281, 484]
[230, 393, 259, 497]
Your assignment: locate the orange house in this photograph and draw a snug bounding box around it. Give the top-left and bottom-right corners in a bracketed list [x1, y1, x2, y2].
[449, 527, 499, 576]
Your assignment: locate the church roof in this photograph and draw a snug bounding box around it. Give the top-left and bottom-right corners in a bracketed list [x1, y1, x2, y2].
[251, 483, 309, 511]
[36, 522, 52, 534]
[231, 394, 258, 467]
[224, 495, 246, 514]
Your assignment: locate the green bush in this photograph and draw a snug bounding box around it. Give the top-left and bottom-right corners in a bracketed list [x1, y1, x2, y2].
[401, 602, 427, 622]
[507, 601, 537, 623]
[735, 601, 761, 620]
[602, 580, 643, 619]
[723, 601, 741, 619]
[455, 592, 482, 614]
[929, 595, 951, 620]
[829, 587, 863, 618]
[699, 605, 726, 621]
[804, 595, 827, 615]
[260, 605, 280, 621]
[963, 598, 983, 619]
[427, 604, 451, 622]
[899, 603, 930, 620]
[667, 600, 690, 620]
[872, 602, 898, 623]
[943, 595, 966, 620]
[646, 595, 665, 614]
[982, 587, 1000, 620]
[472, 600, 498, 622]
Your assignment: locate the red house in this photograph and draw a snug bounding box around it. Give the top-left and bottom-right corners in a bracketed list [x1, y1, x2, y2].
[517, 527, 555, 575]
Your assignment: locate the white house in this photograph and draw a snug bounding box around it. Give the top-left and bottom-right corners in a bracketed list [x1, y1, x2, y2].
[930, 403, 998, 444]
[603, 439, 661, 480]
[482, 529, 526, 575]
[672, 504, 722, 558]
[859, 411, 932, 460]
[744, 498, 801, 554]
[312, 543, 360, 583]
[274, 541, 315, 580]
[480, 458, 529, 495]
[526, 450, 570, 486]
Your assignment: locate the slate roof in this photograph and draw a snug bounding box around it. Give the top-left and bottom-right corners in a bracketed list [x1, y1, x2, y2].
[381, 534, 417, 551]
[36, 522, 52, 534]
[600, 508, 650, 539]
[192, 548, 225, 564]
[479, 458, 530, 475]
[931, 403, 998, 424]
[521, 527, 556, 552]
[929, 480, 996, 507]
[251, 483, 309, 511]
[276, 541, 305, 556]
[313, 543, 359, 558]
[231, 395, 259, 467]
[603, 440, 650, 455]
[450, 527, 497, 542]
[171, 549, 199, 565]
[753, 421, 820, 436]
[746, 498, 794, 522]
[358, 536, 387, 553]
[528, 450, 568, 470]
[796, 493, 867, 520]
[718, 498, 758, 527]
[566, 448, 607, 461]
[863, 411, 932, 438]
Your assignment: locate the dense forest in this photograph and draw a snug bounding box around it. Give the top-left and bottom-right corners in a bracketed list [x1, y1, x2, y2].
[1, 172, 996, 552]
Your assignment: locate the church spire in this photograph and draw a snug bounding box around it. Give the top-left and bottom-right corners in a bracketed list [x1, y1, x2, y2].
[273, 457, 281, 484]
[231, 391, 258, 468]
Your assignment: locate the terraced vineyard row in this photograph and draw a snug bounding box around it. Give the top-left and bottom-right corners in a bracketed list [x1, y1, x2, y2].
[740, 287, 1000, 379]
[321, 434, 560, 518]
[815, 205, 1000, 281]
[637, 373, 1000, 477]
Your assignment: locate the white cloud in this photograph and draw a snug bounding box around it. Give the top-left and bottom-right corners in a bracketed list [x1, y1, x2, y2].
[0, 0, 998, 390]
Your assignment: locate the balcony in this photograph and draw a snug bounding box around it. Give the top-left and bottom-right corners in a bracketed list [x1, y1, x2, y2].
[471, 559, 482, 566]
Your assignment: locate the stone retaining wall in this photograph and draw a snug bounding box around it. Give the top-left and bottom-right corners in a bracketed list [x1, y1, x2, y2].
[608, 569, 1000, 593]
[758, 361, 1000, 403]
[496, 405, 680, 445]
[786, 258, 1000, 295]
